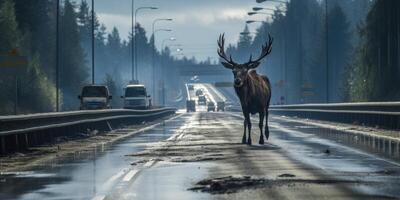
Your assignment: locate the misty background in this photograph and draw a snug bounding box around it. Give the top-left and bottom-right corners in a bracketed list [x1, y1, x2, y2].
[0, 0, 399, 115]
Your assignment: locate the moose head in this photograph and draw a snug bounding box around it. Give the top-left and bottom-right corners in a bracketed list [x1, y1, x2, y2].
[217, 33, 273, 87]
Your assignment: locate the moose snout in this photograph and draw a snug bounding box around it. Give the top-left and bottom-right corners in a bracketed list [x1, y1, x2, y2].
[234, 78, 242, 86]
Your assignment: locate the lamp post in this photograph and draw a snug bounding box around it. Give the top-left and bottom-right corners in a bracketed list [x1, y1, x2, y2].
[161, 37, 176, 52]
[325, 0, 329, 103]
[152, 27, 172, 105]
[134, 6, 158, 81]
[160, 37, 176, 106]
[245, 20, 264, 24]
[248, 11, 273, 16]
[256, 0, 287, 3]
[91, 0, 95, 84]
[56, 0, 60, 112]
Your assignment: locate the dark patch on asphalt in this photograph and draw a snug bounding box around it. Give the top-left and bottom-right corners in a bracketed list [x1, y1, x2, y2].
[188, 176, 377, 194]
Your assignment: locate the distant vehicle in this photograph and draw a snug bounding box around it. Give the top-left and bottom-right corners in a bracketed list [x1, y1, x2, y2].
[78, 85, 112, 110]
[188, 84, 194, 90]
[198, 95, 207, 105]
[195, 89, 203, 96]
[186, 100, 196, 112]
[217, 101, 225, 111]
[121, 84, 151, 109]
[207, 102, 216, 112]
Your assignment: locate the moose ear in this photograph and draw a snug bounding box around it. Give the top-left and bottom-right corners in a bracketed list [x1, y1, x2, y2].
[221, 61, 234, 69]
[247, 61, 260, 69]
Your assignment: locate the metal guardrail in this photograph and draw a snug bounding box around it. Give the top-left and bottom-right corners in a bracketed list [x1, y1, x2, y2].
[269, 102, 400, 130]
[0, 108, 176, 154]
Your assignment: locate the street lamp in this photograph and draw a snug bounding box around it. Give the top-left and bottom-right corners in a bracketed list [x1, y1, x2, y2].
[256, 0, 287, 3]
[246, 20, 264, 24]
[248, 11, 273, 16]
[134, 6, 158, 81]
[152, 27, 172, 105]
[161, 37, 176, 52]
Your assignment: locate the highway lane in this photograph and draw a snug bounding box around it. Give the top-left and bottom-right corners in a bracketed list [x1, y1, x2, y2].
[1, 83, 400, 199]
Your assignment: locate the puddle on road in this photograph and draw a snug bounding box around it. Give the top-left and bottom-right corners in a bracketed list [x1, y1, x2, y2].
[124, 161, 211, 200]
[0, 116, 188, 200]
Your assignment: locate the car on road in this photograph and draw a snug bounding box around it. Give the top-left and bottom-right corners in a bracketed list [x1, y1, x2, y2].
[217, 101, 225, 111]
[207, 102, 216, 112]
[121, 84, 151, 109]
[78, 85, 112, 110]
[198, 95, 207, 105]
[195, 89, 203, 96]
[188, 84, 194, 90]
[186, 100, 196, 112]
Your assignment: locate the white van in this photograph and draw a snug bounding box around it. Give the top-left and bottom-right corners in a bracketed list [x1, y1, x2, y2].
[121, 84, 151, 109]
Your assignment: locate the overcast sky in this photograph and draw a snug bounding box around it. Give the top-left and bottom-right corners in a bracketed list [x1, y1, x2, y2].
[94, 0, 280, 62]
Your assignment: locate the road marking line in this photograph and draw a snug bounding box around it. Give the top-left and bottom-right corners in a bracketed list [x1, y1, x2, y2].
[91, 195, 106, 200]
[122, 169, 139, 182]
[144, 160, 155, 167]
[103, 168, 127, 186]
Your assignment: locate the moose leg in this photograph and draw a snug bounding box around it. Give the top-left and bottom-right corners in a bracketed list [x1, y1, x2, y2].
[265, 109, 270, 140]
[242, 119, 247, 144]
[259, 111, 265, 145]
[245, 114, 252, 145]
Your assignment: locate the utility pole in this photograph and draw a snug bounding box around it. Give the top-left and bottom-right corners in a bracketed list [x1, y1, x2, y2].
[131, 0, 134, 81]
[56, 0, 60, 112]
[91, 0, 95, 84]
[325, 0, 329, 103]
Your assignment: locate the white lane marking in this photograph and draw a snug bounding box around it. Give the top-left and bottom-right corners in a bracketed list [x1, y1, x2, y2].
[144, 160, 155, 168]
[103, 168, 127, 186]
[206, 83, 226, 102]
[122, 169, 139, 182]
[177, 133, 185, 140]
[91, 195, 106, 200]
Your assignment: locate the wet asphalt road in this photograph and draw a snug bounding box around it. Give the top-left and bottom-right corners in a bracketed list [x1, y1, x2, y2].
[1, 84, 400, 199]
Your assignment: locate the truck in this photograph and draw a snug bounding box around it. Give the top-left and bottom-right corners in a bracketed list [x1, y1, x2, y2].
[78, 85, 112, 110]
[121, 84, 151, 109]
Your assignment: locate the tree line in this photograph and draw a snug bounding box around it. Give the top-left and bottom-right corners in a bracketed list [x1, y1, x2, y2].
[0, 0, 198, 115]
[226, 0, 399, 104]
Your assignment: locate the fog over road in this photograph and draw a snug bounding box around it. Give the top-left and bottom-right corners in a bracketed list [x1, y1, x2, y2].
[1, 84, 400, 200]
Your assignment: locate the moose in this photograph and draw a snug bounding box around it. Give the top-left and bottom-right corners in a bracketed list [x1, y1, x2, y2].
[217, 33, 273, 145]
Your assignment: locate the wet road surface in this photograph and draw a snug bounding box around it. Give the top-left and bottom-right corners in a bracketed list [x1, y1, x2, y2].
[1, 83, 400, 199]
[1, 111, 400, 199]
[0, 114, 188, 200]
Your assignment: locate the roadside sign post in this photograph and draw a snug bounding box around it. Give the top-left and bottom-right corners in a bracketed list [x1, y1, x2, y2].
[0, 53, 28, 115]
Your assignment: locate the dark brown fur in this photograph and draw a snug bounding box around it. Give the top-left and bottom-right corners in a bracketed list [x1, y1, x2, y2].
[217, 34, 273, 145]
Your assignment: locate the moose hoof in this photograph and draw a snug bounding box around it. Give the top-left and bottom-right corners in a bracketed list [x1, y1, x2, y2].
[265, 132, 270, 140]
[259, 139, 264, 145]
[247, 139, 252, 145]
[242, 137, 246, 144]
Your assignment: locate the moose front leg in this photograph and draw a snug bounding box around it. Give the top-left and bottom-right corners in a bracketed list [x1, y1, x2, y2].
[245, 114, 252, 145]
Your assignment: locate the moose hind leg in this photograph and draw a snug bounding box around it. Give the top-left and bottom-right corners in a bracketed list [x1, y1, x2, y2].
[242, 119, 247, 144]
[265, 109, 270, 140]
[259, 112, 265, 145]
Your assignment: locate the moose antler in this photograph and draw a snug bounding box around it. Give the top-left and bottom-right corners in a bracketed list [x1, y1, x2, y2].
[247, 33, 273, 65]
[217, 34, 237, 66]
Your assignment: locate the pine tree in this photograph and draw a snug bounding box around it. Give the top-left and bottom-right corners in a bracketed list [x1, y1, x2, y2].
[60, 0, 88, 110]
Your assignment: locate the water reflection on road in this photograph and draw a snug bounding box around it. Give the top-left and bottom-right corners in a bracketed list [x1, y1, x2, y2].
[0, 115, 187, 200]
